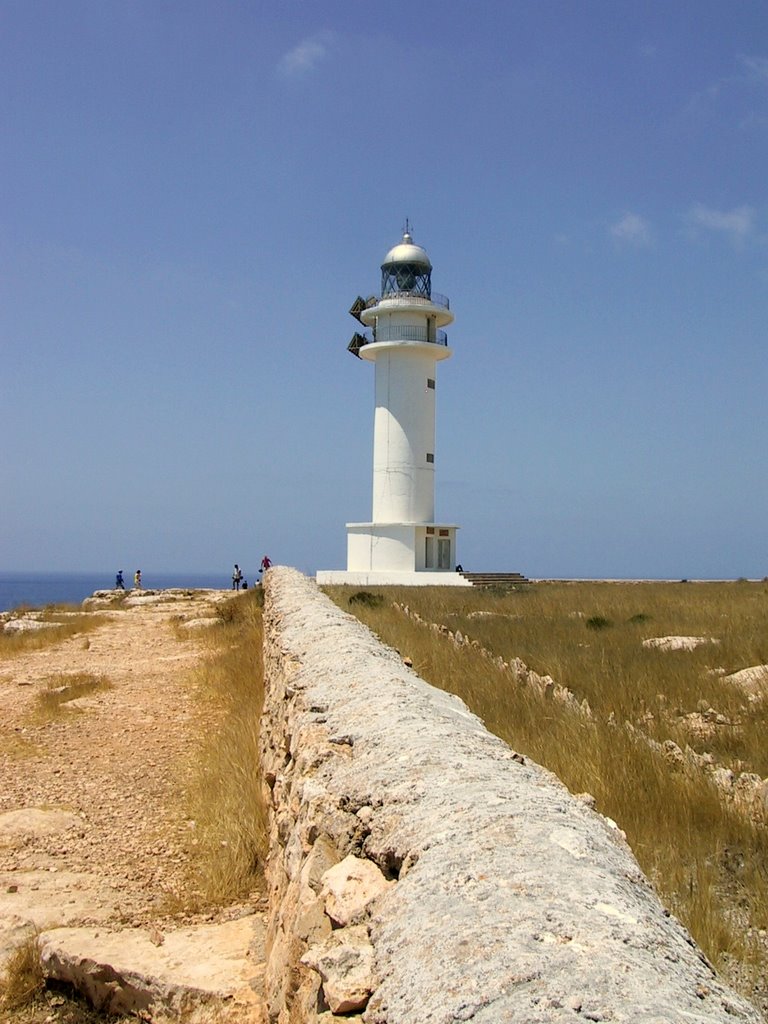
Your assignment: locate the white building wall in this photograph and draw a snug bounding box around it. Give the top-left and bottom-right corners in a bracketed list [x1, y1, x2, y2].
[372, 343, 437, 524]
[347, 524, 416, 572]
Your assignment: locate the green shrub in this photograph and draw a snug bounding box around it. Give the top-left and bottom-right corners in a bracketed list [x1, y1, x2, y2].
[349, 591, 384, 608]
[585, 615, 612, 630]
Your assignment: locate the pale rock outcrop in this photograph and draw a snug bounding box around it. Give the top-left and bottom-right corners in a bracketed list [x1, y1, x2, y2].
[180, 617, 218, 630]
[0, 917, 37, 971]
[0, 868, 122, 972]
[40, 915, 265, 1021]
[725, 664, 768, 696]
[2, 617, 62, 634]
[82, 587, 225, 611]
[642, 635, 719, 651]
[82, 591, 130, 610]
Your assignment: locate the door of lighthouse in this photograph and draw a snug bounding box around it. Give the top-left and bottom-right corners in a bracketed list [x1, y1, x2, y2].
[425, 533, 452, 570]
[438, 538, 451, 570]
[425, 535, 436, 569]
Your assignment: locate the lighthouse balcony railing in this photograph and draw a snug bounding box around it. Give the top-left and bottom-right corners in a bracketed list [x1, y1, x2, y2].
[373, 290, 450, 310]
[370, 325, 448, 346]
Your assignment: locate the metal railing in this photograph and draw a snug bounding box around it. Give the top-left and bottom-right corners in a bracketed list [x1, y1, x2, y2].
[374, 324, 448, 345]
[373, 290, 450, 310]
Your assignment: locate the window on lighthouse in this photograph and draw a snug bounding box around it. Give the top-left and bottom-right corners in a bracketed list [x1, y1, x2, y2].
[426, 453, 435, 463]
[382, 264, 431, 298]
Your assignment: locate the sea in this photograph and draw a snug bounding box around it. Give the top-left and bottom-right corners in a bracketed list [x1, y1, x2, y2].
[0, 571, 232, 613]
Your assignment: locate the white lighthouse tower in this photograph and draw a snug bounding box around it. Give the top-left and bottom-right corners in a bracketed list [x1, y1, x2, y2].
[318, 227, 470, 586]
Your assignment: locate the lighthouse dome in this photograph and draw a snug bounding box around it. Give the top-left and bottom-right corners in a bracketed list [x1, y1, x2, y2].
[381, 228, 433, 299]
[382, 230, 432, 270]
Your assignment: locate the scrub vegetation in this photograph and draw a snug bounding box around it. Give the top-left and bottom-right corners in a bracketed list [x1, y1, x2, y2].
[184, 586, 268, 905]
[328, 580, 768, 1006]
[32, 673, 112, 721]
[0, 608, 106, 659]
[0, 936, 45, 1013]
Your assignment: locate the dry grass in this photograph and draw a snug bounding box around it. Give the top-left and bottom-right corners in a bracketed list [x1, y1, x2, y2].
[0, 608, 106, 661]
[329, 581, 768, 1003]
[1, 934, 126, 1023]
[32, 673, 112, 722]
[183, 588, 268, 905]
[0, 935, 44, 1011]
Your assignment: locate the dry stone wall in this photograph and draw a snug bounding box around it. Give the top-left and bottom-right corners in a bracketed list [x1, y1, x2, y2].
[260, 567, 761, 1024]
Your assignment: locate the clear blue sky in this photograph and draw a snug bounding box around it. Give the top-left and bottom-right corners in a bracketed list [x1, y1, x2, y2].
[2, 1, 766, 579]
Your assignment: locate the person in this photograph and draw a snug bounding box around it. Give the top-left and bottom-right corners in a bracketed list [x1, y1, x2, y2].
[242, 579, 248, 590]
[115, 570, 125, 590]
[232, 564, 243, 590]
[134, 569, 142, 590]
[260, 555, 272, 574]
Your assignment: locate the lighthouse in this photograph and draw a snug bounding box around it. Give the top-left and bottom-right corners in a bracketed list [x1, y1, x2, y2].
[317, 227, 470, 586]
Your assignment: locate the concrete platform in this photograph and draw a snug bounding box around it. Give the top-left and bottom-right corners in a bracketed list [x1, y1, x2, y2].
[315, 571, 471, 587]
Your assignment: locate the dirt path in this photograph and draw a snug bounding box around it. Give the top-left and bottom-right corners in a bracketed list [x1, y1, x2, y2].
[0, 590, 266, 1021]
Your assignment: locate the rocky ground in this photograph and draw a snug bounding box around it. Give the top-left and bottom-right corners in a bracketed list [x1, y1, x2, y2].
[0, 590, 266, 1022]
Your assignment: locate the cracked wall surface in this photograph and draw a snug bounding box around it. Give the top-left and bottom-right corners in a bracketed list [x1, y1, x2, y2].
[260, 567, 761, 1024]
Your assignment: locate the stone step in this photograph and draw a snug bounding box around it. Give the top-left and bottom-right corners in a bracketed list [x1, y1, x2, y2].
[459, 572, 530, 587]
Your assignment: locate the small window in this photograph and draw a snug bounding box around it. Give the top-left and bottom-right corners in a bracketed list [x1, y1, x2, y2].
[439, 529, 449, 537]
[426, 453, 434, 463]
[426, 378, 435, 390]
[426, 527, 435, 535]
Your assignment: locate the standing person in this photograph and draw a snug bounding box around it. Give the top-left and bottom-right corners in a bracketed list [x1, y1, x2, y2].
[260, 555, 272, 576]
[232, 564, 243, 590]
[134, 569, 142, 590]
[115, 570, 125, 590]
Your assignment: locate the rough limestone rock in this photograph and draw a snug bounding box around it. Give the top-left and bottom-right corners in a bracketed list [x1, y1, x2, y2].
[83, 587, 225, 611]
[40, 915, 265, 1020]
[2, 617, 62, 634]
[123, 593, 178, 608]
[0, 916, 38, 971]
[321, 855, 393, 926]
[81, 590, 128, 610]
[180, 617, 218, 630]
[0, 868, 121, 972]
[0, 869, 119, 928]
[725, 664, 768, 696]
[642, 635, 719, 651]
[261, 567, 761, 1024]
[301, 925, 376, 1014]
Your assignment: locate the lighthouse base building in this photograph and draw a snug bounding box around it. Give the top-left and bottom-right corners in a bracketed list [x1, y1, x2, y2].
[334, 520, 465, 586]
[317, 228, 471, 588]
[318, 524, 469, 588]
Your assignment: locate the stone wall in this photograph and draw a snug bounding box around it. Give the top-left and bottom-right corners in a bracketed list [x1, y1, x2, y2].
[260, 567, 761, 1023]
